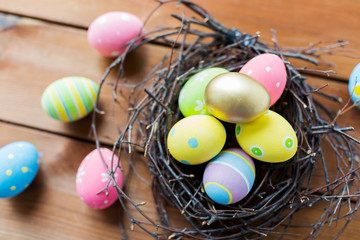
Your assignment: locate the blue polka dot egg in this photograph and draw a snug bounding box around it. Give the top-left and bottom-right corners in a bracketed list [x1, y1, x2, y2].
[167, 115, 226, 165]
[0, 141, 39, 198]
[203, 148, 255, 205]
[348, 63, 360, 109]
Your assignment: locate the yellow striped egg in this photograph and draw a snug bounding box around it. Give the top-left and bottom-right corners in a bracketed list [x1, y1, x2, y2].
[41, 76, 99, 122]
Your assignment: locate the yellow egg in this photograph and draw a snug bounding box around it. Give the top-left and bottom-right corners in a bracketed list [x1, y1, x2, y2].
[167, 115, 226, 165]
[235, 110, 297, 163]
[205, 72, 270, 123]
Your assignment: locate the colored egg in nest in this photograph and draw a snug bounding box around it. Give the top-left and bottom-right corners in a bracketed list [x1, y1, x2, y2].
[205, 72, 270, 123]
[203, 148, 255, 205]
[178, 67, 229, 117]
[167, 115, 226, 165]
[235, 110, 298, 163]
[240, 53, 287, 107]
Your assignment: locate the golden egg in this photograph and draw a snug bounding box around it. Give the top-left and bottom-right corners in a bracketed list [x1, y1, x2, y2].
[204, 72, 270, 123]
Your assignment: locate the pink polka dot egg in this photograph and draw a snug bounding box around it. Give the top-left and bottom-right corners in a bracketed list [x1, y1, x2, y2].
[240, 53, 287, 106]
[167, 115, 226, 165]
[203, 148, 255, 205]
[87, 11, 143, 57]
[76, 148, 123, 209]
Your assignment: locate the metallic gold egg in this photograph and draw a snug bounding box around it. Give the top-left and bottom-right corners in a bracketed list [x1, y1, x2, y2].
[204, 72, 270, 123]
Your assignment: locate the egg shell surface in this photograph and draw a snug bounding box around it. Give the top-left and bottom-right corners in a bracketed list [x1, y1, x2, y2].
[0, 141, 39, 198]
[348, 63, 360, 109]
[76, 148, 123, 209]
[41, 76, 99, 122]
[205, 72, 270, 123]
[240, 53, 286, 106]
[178, 67, 229, 117]
[167, 115, 226, 165]
[203, 148, 255, 205]
[235, 110, 297, 163]
[87, 11, 143, 57]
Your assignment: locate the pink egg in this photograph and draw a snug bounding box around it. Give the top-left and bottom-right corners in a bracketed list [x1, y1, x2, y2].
[239, 53, 287, 106]
[76, 148, 123, 209]
[87, 11, 143, 57]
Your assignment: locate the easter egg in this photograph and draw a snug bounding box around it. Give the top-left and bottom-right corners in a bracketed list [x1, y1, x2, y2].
[167, 115, 226, 165]
[239, 53, 287, 106]
[87, 11, 143, 57]
[203, 148, 255, 205]
[348, 63, 360, 109]
[179, 67, 229, 117]
[0, 141, 39, 198]
[41, 76, 99, 122]
[76, 148, 123, 209]
[235, 110, 297, 163]
[204, 72, 270, 123]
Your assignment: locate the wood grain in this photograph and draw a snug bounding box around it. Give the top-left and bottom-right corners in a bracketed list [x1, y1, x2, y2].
[0, 122, 160, 240]
[0, 17, 169, 145]
[0, 0, 359, 79]
[1, 1, 360, 239]
[0, 15, 358, 145]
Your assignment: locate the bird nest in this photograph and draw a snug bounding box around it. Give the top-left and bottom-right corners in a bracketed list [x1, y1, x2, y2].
[91, 1, 360, 239]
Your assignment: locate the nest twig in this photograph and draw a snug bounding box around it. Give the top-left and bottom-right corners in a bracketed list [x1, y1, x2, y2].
[90, 1, 360, 239]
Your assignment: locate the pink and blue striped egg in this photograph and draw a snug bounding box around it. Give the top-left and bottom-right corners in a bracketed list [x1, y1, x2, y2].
[203, 148, 255, 205]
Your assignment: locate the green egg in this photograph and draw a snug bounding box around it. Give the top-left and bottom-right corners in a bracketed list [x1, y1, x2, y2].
[178, 67, 229, 117]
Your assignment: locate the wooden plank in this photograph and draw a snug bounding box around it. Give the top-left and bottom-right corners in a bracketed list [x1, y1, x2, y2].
[0, 122, 162, 240]
[0, 15, 358, 145]
[0, 17, 170, 145]
[0, 0, 359, 79]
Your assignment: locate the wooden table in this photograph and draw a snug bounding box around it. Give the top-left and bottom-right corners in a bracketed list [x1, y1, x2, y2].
[1, 0, 360, 239]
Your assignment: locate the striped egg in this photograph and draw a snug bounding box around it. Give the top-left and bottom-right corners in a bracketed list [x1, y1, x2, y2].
[41, 76, 99, 122]
[203, 148, 255, 205]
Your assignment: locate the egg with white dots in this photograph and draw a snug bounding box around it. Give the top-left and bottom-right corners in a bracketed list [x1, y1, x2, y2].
[87, 11, 143, 57]
[203, 148, 255, 205]
[0, 141, 39, 198]
[235, 110, 298, 163]
[41, 76, 99, 122]
[178, 67, 229, 117]
[348, 63, 360, 109]
[76, 148, 124, 209]
[167, 115, 226, 165]
[240, 53, 287, 106]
